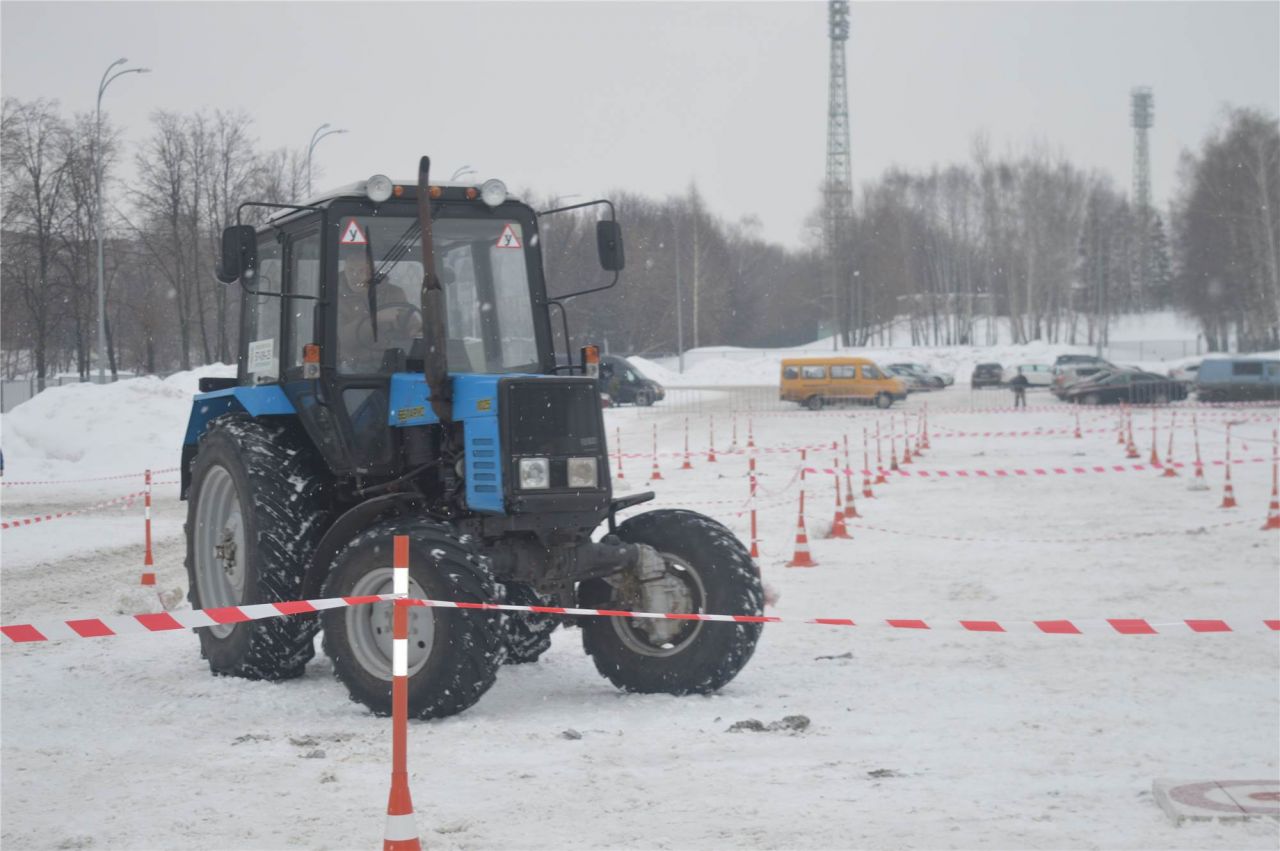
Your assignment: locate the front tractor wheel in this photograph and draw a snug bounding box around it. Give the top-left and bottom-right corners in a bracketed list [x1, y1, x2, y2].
[184, 415, 329, 680]
[579, 510, 764, 695]
[320, 518, 502, 719]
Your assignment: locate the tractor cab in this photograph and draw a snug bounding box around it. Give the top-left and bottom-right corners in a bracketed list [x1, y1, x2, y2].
[180, 158, 763, 721]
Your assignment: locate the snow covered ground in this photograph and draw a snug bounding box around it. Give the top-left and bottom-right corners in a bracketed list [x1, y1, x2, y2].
[2, 374, 1278, 849]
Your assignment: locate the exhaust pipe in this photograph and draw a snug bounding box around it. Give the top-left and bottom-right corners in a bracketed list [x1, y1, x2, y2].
[417, 156, 452, 423]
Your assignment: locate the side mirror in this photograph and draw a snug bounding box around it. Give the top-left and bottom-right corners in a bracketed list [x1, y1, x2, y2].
[216, 225, 257, 284]
[596, 220, 625, 272]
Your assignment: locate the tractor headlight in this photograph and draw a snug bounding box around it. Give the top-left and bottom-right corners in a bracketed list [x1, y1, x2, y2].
[480, 179, 507, 207]
[365, 174, 393, 203]
[518, 457, 550, 490]
[567, 457, 598, 488]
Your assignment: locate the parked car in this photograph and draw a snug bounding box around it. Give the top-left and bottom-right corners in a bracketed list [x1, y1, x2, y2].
[1054, 354, 1111, 368]
[1002, 363, 1054, 387]
[599, 354, 665, 406]
[1051, 363, 1113, 399]
[1063, 370, 1190, 405]
[780, 357, 906, 410]
[1195, 358, 1280, 402]
[888, 363, 954, 388]
[885, 364, 934, 392]
[970, 362, 1004, 388]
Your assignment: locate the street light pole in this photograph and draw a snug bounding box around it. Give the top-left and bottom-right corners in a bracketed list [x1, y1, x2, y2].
[306, 124, 348, 196]
[95, 58, 149, 383]
[674, 225, 685, 374]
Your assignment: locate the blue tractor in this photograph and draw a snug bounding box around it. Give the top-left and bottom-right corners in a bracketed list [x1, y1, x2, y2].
[181, 159, 763, 718]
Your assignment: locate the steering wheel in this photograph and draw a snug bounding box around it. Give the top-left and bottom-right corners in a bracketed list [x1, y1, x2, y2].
[351, 302, 423, 349]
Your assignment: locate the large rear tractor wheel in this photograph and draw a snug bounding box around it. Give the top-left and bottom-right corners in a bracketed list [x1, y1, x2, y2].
[320, 518, 502, 719]
[184, 415, 330, 680]
[579, 510, 764, 695]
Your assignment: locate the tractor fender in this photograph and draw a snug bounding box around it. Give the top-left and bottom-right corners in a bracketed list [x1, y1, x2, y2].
[180, 386, 297, 498]
[301, 493, 425, 600]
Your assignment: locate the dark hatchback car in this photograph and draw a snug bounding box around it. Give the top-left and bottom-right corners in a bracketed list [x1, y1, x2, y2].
[971, 363, 1004, 388]
[1063, 370, 1189, 405]
[599, 354, 665, 406]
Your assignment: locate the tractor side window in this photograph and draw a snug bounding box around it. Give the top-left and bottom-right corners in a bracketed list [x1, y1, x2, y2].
[289, 232, 321, 368]
[248, 238, 283, 384]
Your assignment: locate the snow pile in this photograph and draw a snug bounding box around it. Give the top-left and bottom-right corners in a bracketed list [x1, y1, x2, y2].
[621, 355, 680, 386]
[0, 364, 234, 482]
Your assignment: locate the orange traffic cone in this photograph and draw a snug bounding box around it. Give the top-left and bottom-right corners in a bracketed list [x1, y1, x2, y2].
[383, 774, 421, 851]
[786, 458, 817, 567]
[921, 405, 931, 450]
[902, 434, 913, 465]
[1221, 424, 1238, 508]
[707, 415, 718, 463]
[1125, 414, 1140, 459]
[1074, 411, 1082, 440]
[1149, 412, 1161, 466]
[890, 435, 900, 472]
[828, 471, 851, 539]
[649, 424, 664, 481]
[681, 417, 694, 470]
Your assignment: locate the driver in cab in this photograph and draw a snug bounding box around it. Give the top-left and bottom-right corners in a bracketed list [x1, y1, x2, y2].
[337, 245, 422, 372]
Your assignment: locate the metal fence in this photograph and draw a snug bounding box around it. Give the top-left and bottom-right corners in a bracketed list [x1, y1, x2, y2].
[1, 374, 114, 414]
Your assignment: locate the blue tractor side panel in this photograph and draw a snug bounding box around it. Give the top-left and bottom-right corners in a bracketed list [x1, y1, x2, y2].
[388, 373, 509, 515]
[183, 385, 296, 445]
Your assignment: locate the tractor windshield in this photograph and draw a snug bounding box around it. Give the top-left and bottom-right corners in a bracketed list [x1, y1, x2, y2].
[335, 214, 540, 375]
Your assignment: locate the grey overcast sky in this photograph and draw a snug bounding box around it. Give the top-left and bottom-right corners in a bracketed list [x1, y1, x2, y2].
[2, 1, 1277, 247]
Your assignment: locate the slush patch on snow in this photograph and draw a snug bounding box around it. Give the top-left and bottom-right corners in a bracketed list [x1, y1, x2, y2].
[727, 715, 810, 733]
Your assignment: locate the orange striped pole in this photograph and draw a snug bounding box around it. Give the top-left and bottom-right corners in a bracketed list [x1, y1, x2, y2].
[748, 452, 759, 558]
[649, 424, 664, 481]
[615, 427, 625, 480]
[681, 418, 694, 470]
[707, 415, 718, 463]
[383, 535, 421, 850]
[1263, 429, 1280, 531]
[140, 470, 155, 586]
[842, 434, 856, 518]
[1220, 423, 1238, 509]
[1162, 412, 1178, 477]
[1188, 414, 1210, 491]
[747, 417, 756, 450]
[786, 449, 817, 567]
[874, 421, 887, 484]
[1149, 410, 1160, 466]
[861, 428, 874, 499]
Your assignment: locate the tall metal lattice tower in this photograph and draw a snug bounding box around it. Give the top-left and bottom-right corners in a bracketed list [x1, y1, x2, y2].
[1130, 87, 1154, 218]
[825, 0, 853, 347]
[1130, 86, 1154, 301]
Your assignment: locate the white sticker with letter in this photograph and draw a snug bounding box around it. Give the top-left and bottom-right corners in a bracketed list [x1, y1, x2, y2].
[495, 223, 522, 249]
[248, 338, 275, 374]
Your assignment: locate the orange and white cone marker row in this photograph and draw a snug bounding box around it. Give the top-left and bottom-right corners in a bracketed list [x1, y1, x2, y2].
[384, 535, 422, 851]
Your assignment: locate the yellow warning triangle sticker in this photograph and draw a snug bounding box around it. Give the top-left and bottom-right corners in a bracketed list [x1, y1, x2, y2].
[340, 219, 368, 245]
[495, 223, 522, 249]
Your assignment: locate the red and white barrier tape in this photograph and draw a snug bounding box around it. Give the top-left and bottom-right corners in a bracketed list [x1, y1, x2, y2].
[0, 491, 145, 530]
[802, 457, 1270, 480]
[1, 466, 180, 488]
[1, 594, 397, 643]
[847, 517, 1252, 545]
[4, 594, 1276, 644]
